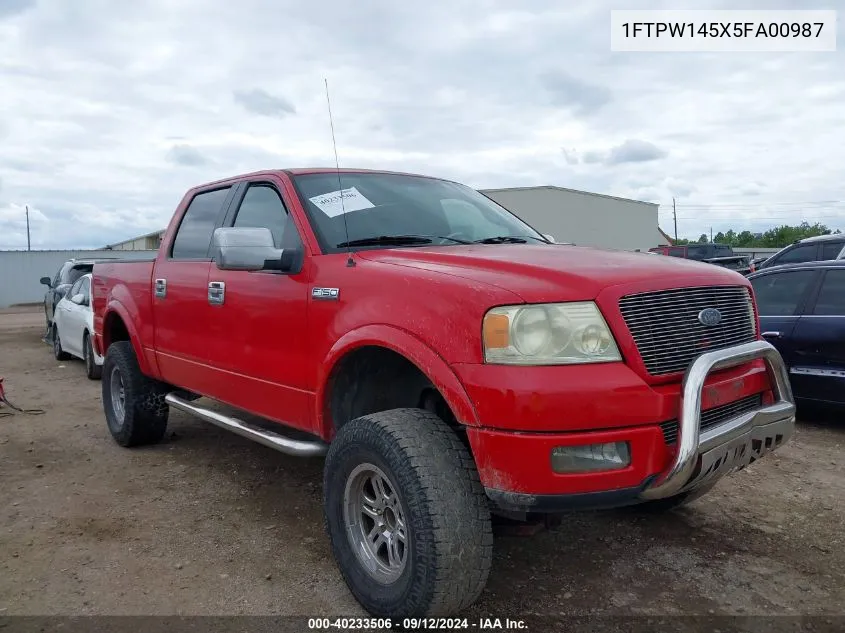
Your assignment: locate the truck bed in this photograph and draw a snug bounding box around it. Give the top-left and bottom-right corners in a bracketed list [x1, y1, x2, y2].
[91, 258, 156, 362]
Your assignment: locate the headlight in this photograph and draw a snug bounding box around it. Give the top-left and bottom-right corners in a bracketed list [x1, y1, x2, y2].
[482, 302, 622, 365]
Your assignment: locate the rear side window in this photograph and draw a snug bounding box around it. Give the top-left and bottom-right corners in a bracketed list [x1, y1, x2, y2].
[750, 270, 817, 316]
[811, 269, 845, 315]
[171, 187, 232, 259]
[821, 241, 845, 260]
[774, 243, 817, 265]
[668, 247, 685, 257]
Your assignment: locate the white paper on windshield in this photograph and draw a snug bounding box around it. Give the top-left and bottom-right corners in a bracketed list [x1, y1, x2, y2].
[309, 187, 375, 218]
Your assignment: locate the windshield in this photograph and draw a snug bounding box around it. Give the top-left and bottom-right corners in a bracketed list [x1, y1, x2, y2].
[291, 172, 546, 253]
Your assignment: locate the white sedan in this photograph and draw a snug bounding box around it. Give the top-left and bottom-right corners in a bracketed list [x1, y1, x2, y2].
[52, 273, 103, 379]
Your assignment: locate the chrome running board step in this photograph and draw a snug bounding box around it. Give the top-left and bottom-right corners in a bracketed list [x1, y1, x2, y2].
[164, 393, 328, 457]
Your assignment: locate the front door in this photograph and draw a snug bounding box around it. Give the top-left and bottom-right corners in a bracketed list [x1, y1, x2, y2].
[789, 268, 845, 405]
[203, 180, 313, 430]
[64, 276, 93, 358]
[153, 185, 236, 394]
[751, 268, 820, 370]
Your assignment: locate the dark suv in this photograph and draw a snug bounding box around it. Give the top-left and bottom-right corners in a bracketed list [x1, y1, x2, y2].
[754, 234, 845, 272]
[40, 259, 97, 329]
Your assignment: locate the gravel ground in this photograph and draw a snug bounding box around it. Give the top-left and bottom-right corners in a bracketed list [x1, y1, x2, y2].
[1, 308, 843, 624]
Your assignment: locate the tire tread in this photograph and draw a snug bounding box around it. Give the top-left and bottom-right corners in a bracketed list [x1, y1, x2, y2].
[324, 408, 492, 617]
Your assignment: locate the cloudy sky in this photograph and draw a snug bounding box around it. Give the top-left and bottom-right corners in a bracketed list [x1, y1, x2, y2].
[1, 0, 843, 249]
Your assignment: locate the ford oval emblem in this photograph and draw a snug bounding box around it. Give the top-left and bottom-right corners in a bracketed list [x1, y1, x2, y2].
[698, 308, 722, 327]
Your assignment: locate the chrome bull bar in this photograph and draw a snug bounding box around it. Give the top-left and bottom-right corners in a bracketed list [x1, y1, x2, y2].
[640, 339, 796, 501]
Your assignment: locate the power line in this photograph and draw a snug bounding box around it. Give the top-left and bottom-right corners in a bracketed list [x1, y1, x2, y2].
[656, 200, 845, 208]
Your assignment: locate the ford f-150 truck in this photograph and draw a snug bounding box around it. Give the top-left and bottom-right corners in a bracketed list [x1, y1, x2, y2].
[93, 168, 796, 619]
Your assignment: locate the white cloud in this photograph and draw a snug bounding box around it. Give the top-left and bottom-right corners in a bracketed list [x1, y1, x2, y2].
[0, 0, 844, 249]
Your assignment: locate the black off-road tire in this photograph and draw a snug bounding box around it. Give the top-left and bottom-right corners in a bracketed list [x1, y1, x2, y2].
[102, 341, 169, 447]
[52, 324, 71, 361]
[323, 408, 493, 618]
[83, 332, 102, 380]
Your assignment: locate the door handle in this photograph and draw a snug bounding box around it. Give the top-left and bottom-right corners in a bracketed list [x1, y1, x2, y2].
[155, 278, 167, 299]
[761, 331, 782, 339]
[208, 281, 225, 306]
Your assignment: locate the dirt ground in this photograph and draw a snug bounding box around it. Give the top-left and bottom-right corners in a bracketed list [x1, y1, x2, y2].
[1, 307, 843, 621]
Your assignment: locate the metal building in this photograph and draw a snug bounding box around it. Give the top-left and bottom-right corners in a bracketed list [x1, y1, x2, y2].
[0, 249, 155, 308]
[102, 229, 164, 251]
[480, 186, 666, 252]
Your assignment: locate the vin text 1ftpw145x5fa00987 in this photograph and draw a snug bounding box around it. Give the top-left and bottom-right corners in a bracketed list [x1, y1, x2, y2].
[91, 167, 796, 619]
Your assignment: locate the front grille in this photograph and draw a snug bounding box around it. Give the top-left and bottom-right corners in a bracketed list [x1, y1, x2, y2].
[619, 286, 756, 376]
[659, 393, 764, 445]
[700, 393, 763, 432]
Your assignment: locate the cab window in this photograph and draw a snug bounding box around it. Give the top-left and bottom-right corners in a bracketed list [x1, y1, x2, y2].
[232, 184, 302, 249]
[750, 270, 817, 316]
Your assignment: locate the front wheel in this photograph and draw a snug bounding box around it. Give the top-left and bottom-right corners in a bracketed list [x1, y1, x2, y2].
[102, 341, 169, 447]
[323, 408, 493, 618]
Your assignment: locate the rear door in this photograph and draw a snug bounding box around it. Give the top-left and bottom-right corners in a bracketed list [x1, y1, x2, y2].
[789, 268, 845, 405]
[749, 268, 820, 367]
[152, 185, 238, 393]
[202, 178, 313, 429]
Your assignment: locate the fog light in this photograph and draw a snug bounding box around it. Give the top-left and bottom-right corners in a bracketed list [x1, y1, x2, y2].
[550, 442, 631, 473]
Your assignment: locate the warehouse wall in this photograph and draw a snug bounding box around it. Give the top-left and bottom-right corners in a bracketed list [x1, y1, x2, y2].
[482, 187, 659, 252]
[0, 250, 154, 308]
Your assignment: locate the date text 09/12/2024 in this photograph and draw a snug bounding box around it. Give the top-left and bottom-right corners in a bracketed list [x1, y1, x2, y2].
[307, 617, 528, 630]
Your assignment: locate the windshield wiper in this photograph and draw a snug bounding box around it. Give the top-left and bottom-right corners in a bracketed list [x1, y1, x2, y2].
[474, 235, 552, 244]
[336, 234, 473, 248]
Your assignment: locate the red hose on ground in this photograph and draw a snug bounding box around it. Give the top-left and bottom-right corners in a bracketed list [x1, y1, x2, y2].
[0, 377, 45, 416]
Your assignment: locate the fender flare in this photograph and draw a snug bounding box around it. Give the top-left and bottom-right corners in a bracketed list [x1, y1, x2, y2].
[101, 300, 152, 376]
[316, 324, 480, 438]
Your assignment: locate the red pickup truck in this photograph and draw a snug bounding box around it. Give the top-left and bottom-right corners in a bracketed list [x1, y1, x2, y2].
[93, 168, 796, 618]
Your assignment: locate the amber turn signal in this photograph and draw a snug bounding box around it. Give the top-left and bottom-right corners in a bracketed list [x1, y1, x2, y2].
[482, 312, 510, 349]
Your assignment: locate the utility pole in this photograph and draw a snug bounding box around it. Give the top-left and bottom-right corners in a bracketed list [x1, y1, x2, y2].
[710, 226, 713, 243]
[672, 197, 678, 241]
[26, 205, 31, 251]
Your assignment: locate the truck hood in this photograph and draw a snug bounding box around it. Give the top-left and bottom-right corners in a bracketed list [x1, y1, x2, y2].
[357, 244, 750, 303]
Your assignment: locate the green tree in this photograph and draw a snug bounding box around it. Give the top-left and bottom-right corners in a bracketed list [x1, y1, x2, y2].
[676, 222, 837, 248]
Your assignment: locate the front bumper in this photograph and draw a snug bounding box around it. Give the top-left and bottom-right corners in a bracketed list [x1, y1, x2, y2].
[466, 340, 796, 512]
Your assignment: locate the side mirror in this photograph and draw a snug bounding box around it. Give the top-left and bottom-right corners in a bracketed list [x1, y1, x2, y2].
[70, 293, 85, 305]
[212, 227, 301, 273]
[543, 234, 556, 243]
[40, 277, 52, 287]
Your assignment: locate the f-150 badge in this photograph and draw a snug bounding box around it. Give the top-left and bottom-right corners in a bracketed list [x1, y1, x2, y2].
[312, 287, 340, 301]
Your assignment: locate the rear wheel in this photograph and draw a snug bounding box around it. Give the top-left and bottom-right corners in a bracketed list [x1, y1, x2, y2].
[52, 324, 70, 361]
[102, 341, 168, 447]
[323, 408, 493, 618]
[83, 333, 102, 380]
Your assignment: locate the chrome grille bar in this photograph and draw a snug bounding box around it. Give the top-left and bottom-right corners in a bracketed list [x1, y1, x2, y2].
[619, 286, 756, 376]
